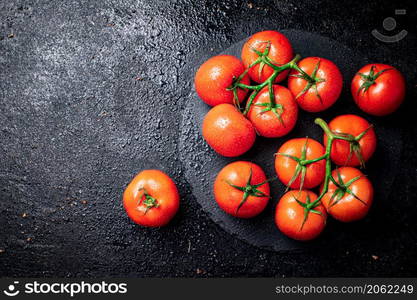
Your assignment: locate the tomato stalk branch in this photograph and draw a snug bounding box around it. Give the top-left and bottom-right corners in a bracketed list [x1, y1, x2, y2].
[226, 45, 371, 225]
[307, 118, 366, 207]
[230, 54, 304, 115]
[286, 117, 371, 229]
[286, 118, 338, 228]
[137, 188, 159, 215]
[225, 168, 275, 215]
[228, 41, 321, 116]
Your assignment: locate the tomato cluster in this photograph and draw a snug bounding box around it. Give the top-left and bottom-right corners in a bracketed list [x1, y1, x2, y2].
[121, 30, 405, 234]
[193, 30, 405, 240]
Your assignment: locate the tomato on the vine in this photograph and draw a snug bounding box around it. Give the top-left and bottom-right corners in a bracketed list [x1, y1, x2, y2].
[202, 103, 256, 157]
[324, 114, 377, 167]
[214, 161, 270, 218]
[321, 167, 373, 222]
[351, 63, 406, 116]
[275, 190, 327, 241]
[194, 55, 250, 106]
[123, 170, 180, 227]
[241, 30, 293, 83]
[275, 138, 326, 190]
[247, 84, 298, 138]
[288, 57, 343, 112]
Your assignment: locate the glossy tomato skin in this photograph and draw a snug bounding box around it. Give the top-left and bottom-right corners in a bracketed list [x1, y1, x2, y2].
[351, 64, 405, 116]
[321, 167, 373, 222]
[214, 161, 270, 218]
[247, 85, 298, 138]
[123, 170, 180, 227]
[241, 30, 293, 83]
[288, 57, 343, 112]
[275, 138, 326, 189]
[275, 190, 327, 241]
[202, 104, 256, 157]
[324, 114, 377, 167]
[194, 55, 250, 106]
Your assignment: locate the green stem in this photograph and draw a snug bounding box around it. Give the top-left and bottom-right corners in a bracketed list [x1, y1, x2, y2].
[315, 117, 356, 142]
[309, 118, 336, 206]
[236, 83, 259, 90]
[315, 118, 334, 137]
[333, 135, 355, 142]
[310, 117, 361, 207]
[321, 136, 334, 197]
[137, 188, 159, 215]
[300, 154, 327, 165]
[241, 54, 302, 115]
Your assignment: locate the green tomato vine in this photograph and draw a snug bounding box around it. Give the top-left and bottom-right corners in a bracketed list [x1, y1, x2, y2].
[227, 44, 371, 228]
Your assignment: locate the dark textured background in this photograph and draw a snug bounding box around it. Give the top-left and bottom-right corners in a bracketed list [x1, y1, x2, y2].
[1, 0, 416, 277]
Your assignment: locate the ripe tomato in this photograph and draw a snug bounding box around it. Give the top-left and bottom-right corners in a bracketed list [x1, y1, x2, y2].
[288, 57, 343, 112]
[275, 190, 327, 241]
[247, 85, 298, 138]
[321, 167, 373, 222]
[123, 170, 180, 227]
[324, 114, 377, 167]
[214, 161, 270, 218]
[241, 30, 293, 83]
[202, 103, 256, 157]
[194, 55, 250, 106]
[275, 138, 326, 190]
[351, 63, 406, 116]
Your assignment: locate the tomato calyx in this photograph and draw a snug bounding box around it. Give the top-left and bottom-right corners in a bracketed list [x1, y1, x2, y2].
[333, 124, 374, 168]
[276, 137, 326, 192]
[225, 167, 272, 215]
[327, 169, 366, 208]
[316, 117, 373, 168]
[137, 188, 159, 214]
[357, 65, 393, 95]
[293, 194, 323, 231]
[239, 54, 302, 115]
[254, 84, 285, 125]
[226, 71, 251, 110]
[255, 101, 285, 125]
[289, 58, 325, 102]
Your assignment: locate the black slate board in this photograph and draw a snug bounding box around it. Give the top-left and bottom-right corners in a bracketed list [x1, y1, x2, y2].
[179, 29, 402, 252]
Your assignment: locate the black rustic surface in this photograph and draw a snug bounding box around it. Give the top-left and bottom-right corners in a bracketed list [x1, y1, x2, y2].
[1, 0, 417, 277]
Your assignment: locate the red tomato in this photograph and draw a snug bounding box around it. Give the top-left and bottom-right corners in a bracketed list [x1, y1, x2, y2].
[241, 30, 293, 83]
[123, 170, 180, 227]
[288, 57, 343, 112]
[321, 167, 373, 222]
[214, 161, 270, 218]
[324, 114, 377, 167]
[194, 55, 250, 106]
[275, 190, 327, 241]
[275, 138, 326, 189]
[247, 85, 298, 138]
[351, 63, 406, 116]
[202, 103, 256, 157]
